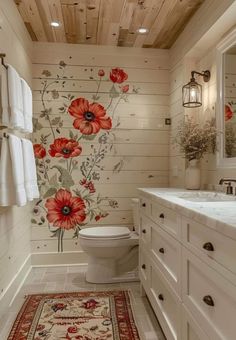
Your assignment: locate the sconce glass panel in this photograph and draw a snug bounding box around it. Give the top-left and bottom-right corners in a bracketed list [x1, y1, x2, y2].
[182, 81, 202, 108]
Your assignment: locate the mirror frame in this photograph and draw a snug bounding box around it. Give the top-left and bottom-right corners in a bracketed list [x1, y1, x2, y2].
[216, 27, 236, 168]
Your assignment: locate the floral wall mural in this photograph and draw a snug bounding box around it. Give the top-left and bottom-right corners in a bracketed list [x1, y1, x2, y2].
[32, 65, 131, 251]
[31, 45, 169, 257]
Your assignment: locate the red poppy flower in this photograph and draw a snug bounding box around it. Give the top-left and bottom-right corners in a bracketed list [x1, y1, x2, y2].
[98, 69, 105, 77]
[110, 68, 128, 84]
[49, 138, 82, 158]
[68, 98, 112, 135]
[82, 299, 99, 309]
[33, 144, 46, 159]
[225, 104, 233, 121]
[121, 84, 129, 93]
[45, 189, 86, 230]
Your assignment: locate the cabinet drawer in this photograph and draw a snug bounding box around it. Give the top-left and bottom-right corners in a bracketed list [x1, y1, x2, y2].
[151, 202, 181, 240]
[151, 224, 181, 295]
[140, 196, 151, 217]
[149, 259, 181, 340]
[182, 217, 236, 284]
[140, 215, 152, 245]
[139, 247, 150, 289]
[182, 248, 236, 340]
[182, 305, 209, 340]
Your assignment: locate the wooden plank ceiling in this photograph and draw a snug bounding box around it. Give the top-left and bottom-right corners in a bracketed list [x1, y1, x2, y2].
[14, 0, 205, 48]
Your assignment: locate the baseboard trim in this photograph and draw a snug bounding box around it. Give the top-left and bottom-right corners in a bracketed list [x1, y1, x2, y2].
[0, 254, 31, 316]
[31, 251, 88, 267]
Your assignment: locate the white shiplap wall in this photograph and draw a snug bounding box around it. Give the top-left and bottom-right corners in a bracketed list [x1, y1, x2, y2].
[169, 0, 236, 188]
[0, 0, 32, 314]
[31, 43, 170, 263]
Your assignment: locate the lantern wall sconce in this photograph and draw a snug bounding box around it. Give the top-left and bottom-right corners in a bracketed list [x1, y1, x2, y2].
[182, 70, 211, 108]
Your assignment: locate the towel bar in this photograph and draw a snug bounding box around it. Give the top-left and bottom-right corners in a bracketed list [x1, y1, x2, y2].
[0, 53, 8, 69]
[0, 132, 9, 139]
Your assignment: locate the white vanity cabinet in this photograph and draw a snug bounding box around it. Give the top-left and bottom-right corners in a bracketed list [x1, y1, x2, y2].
[139, 191, 236, 340]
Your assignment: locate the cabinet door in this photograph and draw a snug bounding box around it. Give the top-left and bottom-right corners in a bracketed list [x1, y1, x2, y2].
[182, 305, 209, 340]
[182, 248, 236, 340]
[148, 259, 181, 340]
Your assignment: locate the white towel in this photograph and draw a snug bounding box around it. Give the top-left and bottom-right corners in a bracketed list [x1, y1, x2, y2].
[8, 134, 27, 206]
[0, 65, 10, 126]
[0, 134, 27, 206]
[7, 65, 24, 130]
[21, 138, 39, 201]
[21, 78, 33, 133]
[0, 135, 15, 206]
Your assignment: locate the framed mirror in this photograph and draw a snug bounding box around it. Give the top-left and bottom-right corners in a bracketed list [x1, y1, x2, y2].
[217, 28, 236, 167]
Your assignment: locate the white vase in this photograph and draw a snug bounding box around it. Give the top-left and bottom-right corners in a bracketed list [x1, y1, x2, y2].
[185, 159, 201, 190]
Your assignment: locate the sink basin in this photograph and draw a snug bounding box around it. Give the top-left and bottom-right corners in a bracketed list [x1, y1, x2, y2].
[177, 192, 236, 202]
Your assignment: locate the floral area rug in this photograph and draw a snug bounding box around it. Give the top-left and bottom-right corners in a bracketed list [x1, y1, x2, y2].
[7, 291, 140, 340]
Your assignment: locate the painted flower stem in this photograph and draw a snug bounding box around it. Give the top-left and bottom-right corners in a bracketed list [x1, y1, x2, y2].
[42, 159, 50, 183]
[112, 96, 122, 118]
[106, 97, 114, 111]
[41, 81, 57, 139]
[85, 143, 102, 180]
[95, 77, 102, 98]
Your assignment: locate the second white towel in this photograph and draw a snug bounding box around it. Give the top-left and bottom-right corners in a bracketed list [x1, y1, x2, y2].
[21, 138, 39, 201]
[8, 134, 28, 206]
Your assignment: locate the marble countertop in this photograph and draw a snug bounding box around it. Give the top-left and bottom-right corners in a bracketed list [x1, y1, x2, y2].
[138, 188, 236, 240]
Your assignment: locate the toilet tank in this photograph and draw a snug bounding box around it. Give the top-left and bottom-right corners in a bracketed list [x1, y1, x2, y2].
[131, 198, 140, 234]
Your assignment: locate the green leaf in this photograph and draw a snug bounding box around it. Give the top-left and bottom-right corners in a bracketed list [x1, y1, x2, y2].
[51, 117, 61, 125]
[51, 165, 75, 189]
[82, 134, 96, 141]
[43, 187, 57, 198]
[33, 118, 43, 131]
[109, 84, 119, 98]
[31, 219, 37, 224]
[49, 173, 58, 186]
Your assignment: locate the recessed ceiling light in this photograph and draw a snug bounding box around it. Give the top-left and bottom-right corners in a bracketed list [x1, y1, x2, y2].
[137, 27, 149, 34]
[51, 22, 60, 27]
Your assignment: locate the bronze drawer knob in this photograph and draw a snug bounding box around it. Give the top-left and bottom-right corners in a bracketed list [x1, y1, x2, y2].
[141, 264, 146, 270]
[159, 213, 164, 219]
[142, 229, 146, 234]
[203, 242, 214, 251]
[203, 295, 214, 306]
[159, 247, 165, 254]
[142, 203, 146, 207]
[158, 294, 164, 301]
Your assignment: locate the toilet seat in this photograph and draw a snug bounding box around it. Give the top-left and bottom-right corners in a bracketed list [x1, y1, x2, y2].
[79, 226, 131, 240]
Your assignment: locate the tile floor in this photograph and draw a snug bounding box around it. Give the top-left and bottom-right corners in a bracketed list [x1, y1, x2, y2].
[0, 266, 166, 340]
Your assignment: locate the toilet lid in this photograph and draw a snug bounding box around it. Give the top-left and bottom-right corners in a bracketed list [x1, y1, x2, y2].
[79, 226, 131, 239]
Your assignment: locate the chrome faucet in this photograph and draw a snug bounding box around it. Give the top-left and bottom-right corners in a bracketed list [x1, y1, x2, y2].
[219, 178, 236, 195]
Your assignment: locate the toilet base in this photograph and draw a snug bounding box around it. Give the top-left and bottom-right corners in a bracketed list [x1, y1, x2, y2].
[86, 257, 139, 284]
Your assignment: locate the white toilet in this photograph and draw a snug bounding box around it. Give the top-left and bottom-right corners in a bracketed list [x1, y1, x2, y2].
[79, 198, 140, 283]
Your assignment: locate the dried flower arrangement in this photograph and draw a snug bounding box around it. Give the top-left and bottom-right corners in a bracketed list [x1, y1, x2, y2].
[175, 117, 218, 161]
